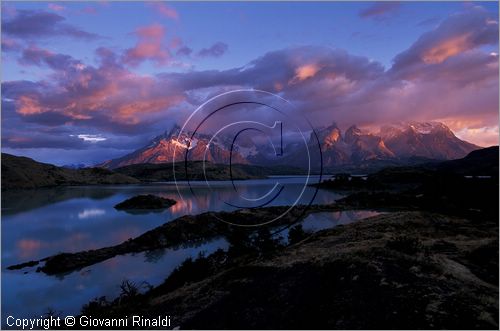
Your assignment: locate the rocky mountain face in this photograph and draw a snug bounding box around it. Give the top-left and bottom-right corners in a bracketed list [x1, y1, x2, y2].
[100, 122, 480, 169]
[379, 122, 479, 160]
[100, 125, 249, 169]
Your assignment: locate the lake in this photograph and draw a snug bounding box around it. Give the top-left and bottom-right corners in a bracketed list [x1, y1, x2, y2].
[1, 177, 371, 322]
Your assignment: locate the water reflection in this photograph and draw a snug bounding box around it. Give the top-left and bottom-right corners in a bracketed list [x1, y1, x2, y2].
[1, 187, 116, 216]
[2, 239, 228, 323]
[77, 208, 106, 219]
[2, 178, 342, 321]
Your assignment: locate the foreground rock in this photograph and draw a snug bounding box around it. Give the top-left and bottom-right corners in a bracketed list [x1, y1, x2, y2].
[93, 211, 498, 329]
[114, 194, 176, 211]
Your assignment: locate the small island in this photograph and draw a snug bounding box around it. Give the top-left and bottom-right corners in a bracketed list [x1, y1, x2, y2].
[114, 194, 176, 211]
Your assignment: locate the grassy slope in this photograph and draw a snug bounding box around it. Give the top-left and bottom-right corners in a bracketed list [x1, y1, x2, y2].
[78, 211, 498, 329]
[114, 161, 307, 182]
[1, 153, 139, 190]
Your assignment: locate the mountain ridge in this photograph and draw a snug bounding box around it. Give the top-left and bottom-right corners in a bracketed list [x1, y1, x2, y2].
[99, 121, 480, 169]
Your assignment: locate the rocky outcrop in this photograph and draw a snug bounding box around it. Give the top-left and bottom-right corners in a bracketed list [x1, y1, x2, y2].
[114, 194, 176, 210]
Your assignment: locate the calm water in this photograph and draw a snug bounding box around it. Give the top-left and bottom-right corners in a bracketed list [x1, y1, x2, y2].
[2, 178, 348, 321]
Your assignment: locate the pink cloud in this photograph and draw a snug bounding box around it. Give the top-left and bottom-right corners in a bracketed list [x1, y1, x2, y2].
[81, 6, 97, 15]
[7, 46, 187, 129]
[48, 3, 65, 11]
[17, 95, 45, 115]
[392, 7, 498, 73]
[1, 36, 22, 52]
[150, 2, 179, 20]
[122, 23, 171, 67]
[289, 63, 321, 84]
[421, 33, 472, 64]
[455, 126, 499, 147]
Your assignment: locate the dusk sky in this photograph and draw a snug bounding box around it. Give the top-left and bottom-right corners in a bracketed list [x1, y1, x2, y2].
[1, 1, 499, 165]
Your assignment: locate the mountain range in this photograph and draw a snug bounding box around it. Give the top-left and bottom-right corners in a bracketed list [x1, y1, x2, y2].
[100, 122, 480, 169]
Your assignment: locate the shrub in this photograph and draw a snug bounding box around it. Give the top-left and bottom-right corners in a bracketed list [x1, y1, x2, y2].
[386, 235, 424, 255]
[288, 224, 310, 245]
[81, 296, 110, 316]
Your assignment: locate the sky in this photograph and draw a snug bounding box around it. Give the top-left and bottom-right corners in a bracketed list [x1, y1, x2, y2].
[1, 1, 499, 165]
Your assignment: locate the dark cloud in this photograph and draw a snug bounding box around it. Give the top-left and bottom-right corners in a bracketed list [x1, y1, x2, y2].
[19, 45, 82, 71]
[197, 42, 228, 57]
[1, 10, 101, 40]
[176, 46, 193, 56]
[2, 133, 86, 149]
[417, 17, 440, 27]
[359, 2, 399, 19]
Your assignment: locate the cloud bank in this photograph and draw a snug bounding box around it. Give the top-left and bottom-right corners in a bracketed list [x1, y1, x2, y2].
[1, 6, 498, 164]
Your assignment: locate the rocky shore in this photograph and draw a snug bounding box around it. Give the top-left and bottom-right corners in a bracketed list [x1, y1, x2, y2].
[73, 211, 498, 329]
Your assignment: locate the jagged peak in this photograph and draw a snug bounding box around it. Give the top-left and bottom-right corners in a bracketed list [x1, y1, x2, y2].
[344, 125, 363, 144]
[165, 124, 182, 137]
[379, 121, 451, 137]
[345, 125, 362, 135]
[100, 120, 477, 169]
[316, 122, 340, 132]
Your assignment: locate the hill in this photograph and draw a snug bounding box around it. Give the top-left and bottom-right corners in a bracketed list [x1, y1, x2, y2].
[1, 153, 139, 190]
[114, 161, 307, 182]
[436, 146, 499, 176]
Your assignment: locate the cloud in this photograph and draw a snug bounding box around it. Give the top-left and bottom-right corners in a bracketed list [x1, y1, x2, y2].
[197, 42, 228, 57]
[1, 36, 22, 52]
[359, 2, 399, 19]
[391, 7, 498, 73]
[1, 9, 101, 40]
[122, 23, 171, 66]
[417, 17, 440, 27]
[19, 45, 82, 71]
[149, 2, 179, 20]
[48, 3, 65, 11]
[81, 7, 97, 15]
[2, 7, 498, 154]
[290, 64, 321, 83]
[2, 131, 88, 149]
[176, 46, 193, 56]
[3, 46, 186, 133]
[455, 126, 499, 147]
[71, 134, 107, 143]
